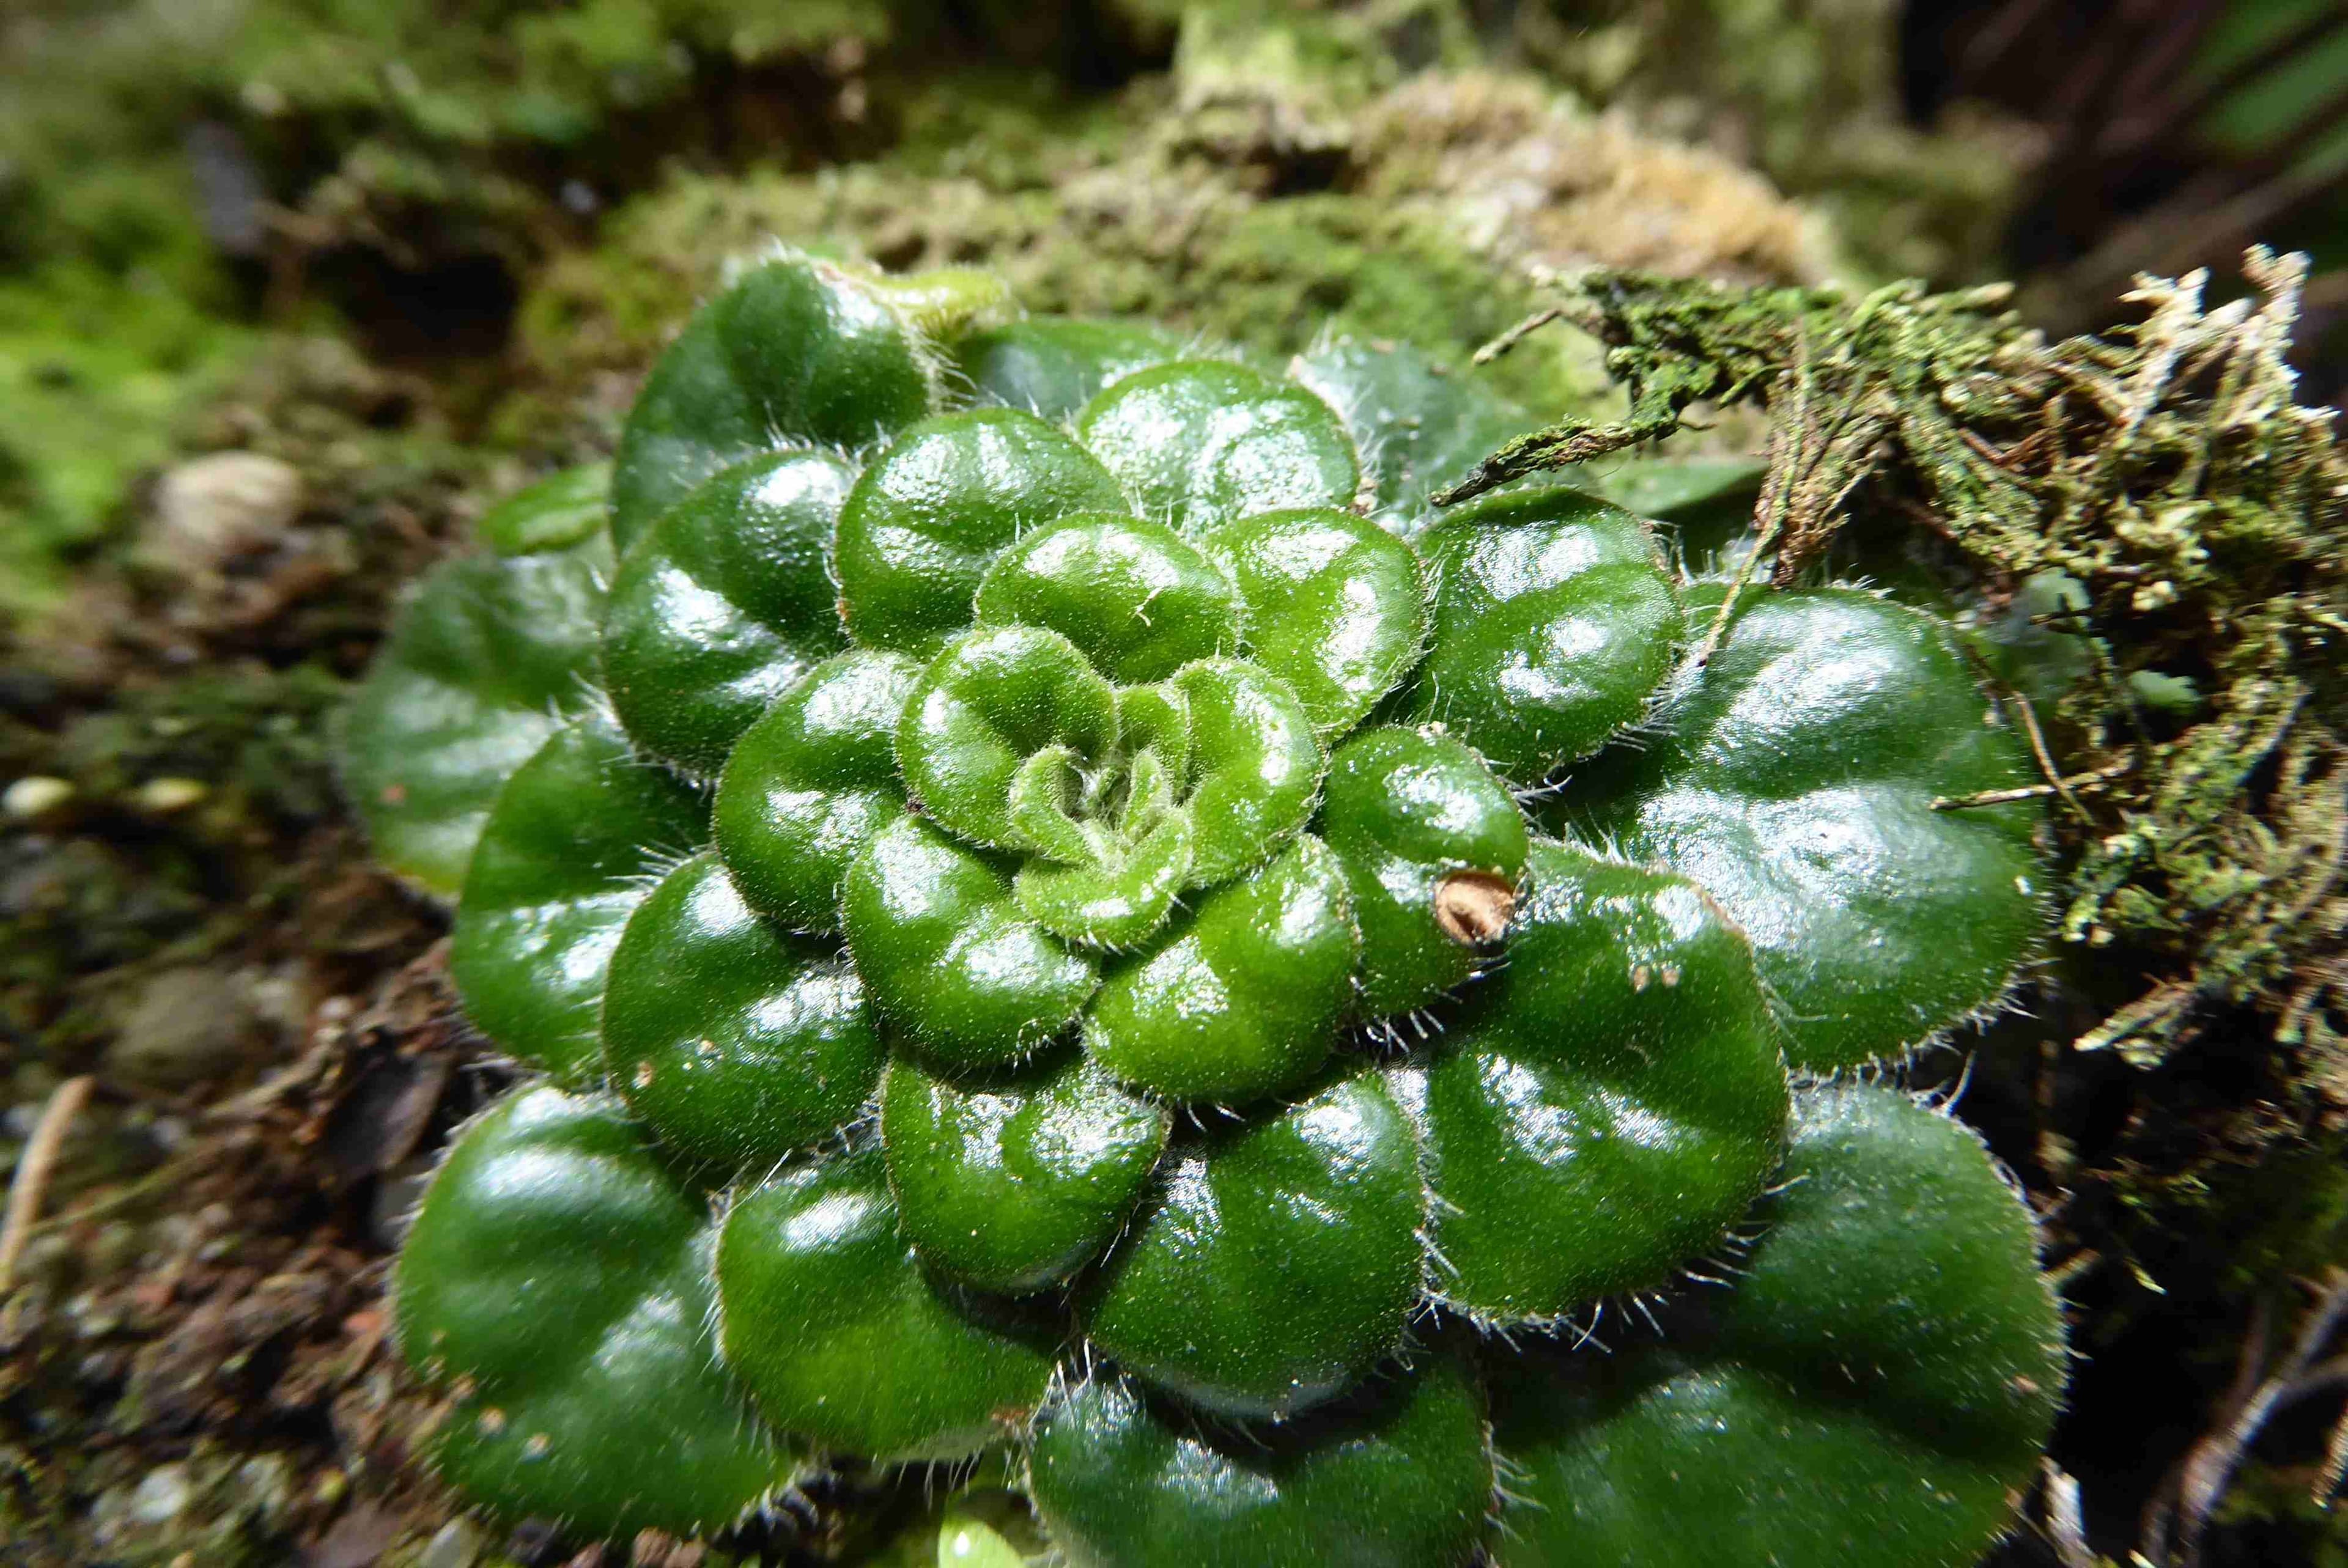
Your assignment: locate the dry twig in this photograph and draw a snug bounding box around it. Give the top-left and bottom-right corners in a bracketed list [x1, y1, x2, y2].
[0, 1075, 95, 1294]
[2143, 1268, 2348, 1566]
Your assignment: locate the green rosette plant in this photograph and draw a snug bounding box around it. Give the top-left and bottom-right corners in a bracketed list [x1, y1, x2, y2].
[341, 251, 2069, 1565]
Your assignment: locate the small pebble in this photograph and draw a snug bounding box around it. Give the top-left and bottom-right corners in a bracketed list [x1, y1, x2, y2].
[127, 1463, 192, 1526]
[133, 778, 209, 814]
[2, 776, 72, 820]
[420, 1518, 482, 1568]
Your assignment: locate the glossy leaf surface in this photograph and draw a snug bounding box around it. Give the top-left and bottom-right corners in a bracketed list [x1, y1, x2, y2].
[1405, 484, 1678, 779]
[836, 409, 1128, 657]
[476, 462, 611, 556]
[1031, 1356, 1494, 1568]
[1403, 841, 1787, 1320]
[718, 1146, 1055, 1460]
[898, 625, 1121, 854]
[338, 535, 610, 899]
[450, 713, 707, 1084]
[1570, 586, 2042, 1069]
[1320, 727, 1527, 1018]
[604, 852, 884, 1174]
[1489, 1083, 2065, 1568]
[1193, 507, 1428, 737]
[602, 451, 855, 776]
[973, 514, 1240, 685]
[1013, 811, 1194, 951]
[1076, 361, 1359, 532]
[1161, 659, 1324, 887]
[1587, 457, 1766, 568]
[712, 649, 921, 933]
[1084, 836, 1357, 1104]
[1085, 1072, 1423, 1419]
[610, 255, 935, 550]
[396, 1088, 790, 1537]
[882, 1050, 1168, 1293]
[961, 318, 1185, 421]
[842, 815, 1097, 1067]
[1291, 339, 1526, 532]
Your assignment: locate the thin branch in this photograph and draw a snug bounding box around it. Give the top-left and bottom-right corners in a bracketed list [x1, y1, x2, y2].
[1471, 307, 1565, 366]
[1931, 757, 2134, 811]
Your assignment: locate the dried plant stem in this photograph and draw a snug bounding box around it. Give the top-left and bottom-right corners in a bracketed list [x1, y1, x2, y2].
[2041, 1460, 2099, 1568]
[0, 1075, 95, 1294]
[1932, 757, 2134, 811]
[2144, 1268, 2348, 1566]
[1471, 307, 1565, 366]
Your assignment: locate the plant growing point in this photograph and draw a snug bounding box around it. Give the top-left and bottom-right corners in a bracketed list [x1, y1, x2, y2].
[341, 250, 2067, 1566]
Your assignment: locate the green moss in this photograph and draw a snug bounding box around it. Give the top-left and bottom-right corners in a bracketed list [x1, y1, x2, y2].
[0, 134, 259, 605]
[517, 159, 1609, 437]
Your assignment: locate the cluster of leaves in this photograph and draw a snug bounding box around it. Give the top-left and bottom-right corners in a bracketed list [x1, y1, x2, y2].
[339, 252, 2073, 1566]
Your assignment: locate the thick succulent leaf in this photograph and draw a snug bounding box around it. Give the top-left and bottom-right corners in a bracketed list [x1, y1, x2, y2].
[602, 452, 855, 776]
[1586, 457, 1766, 569]
[1164, 659, 1325, 887]
[1085, 1072, 1424, 1419]
[603, 852, 884, 1175]
[974, 514, 1240, 685]
[1319, 727, 1528, 1019]
[607, 311, 770, 555]
[1399, 841, 1788, 1321]
[842, 815, 1098, 1067]
[961, 318, 1186, 421]
[898, 625, 1121, 853]
[1488, 1083, 2066, 1568]
[1084, 836, 1357, 1104]
[860, 266, 1014, 341]
[1403, 484, 1678, 780]
[395, 1088, 792, 1537]
[1587, 458, 1765, 521]
[1031, 1356, 1494, 1568]
[1290, 339, 1527, 532]
[450, 713, 708, 1084]
[1014, 811, 1195, 950]
[1076, 361, 1359, 532]
[610, 254, 937, 550]
[881, 1049, 1169, 1294]
[1192, 507, 1429, 737]
[712, 650, 921, 933]
[337, 534, 610, 900]
[476, 462, 612, 556]
[836, 409, 1129, 656]
[1568, 586, 2043, 1069]
[717, 1146, 1056, 1460]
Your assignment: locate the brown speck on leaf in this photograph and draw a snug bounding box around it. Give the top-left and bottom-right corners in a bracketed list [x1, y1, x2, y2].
[476, 1406, 506, 1435]
[1434, 871, 1515, 946]
[378, 783, 405, 805]
[634, 1060, 655, 1089]
[1631, 963, 1652, 992]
